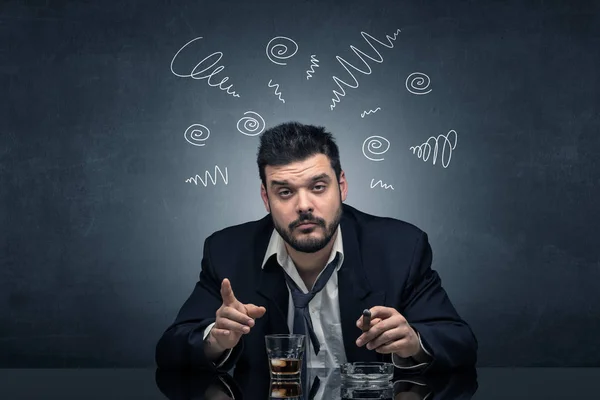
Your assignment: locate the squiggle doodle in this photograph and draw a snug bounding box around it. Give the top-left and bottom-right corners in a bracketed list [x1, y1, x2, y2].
[329, 29, 401, 110]
[361, 107, 381, 118]
[409, 130, 458, 168]
[185, 166, 229, 186]
[362, 135, 390, 162]
[266, 36, 298, 65]
[268, 80, 285, 103]
[237, 111, 266, 136]
[306, 55, 320, 80]
[184, 124, 210, 146]
[370, 179, 394, 190]
[170, 37, 240, 98]
[405, 72, 432, 95]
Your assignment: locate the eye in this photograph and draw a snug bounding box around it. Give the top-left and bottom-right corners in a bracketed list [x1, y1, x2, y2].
[278, 189, 292, 198]
[313, 184, 326, 192]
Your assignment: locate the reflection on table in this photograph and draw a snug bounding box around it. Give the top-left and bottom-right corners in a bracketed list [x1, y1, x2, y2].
[155, 365, 478, 400]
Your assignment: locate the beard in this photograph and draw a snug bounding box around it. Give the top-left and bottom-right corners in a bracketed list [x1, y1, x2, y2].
[272, 202, 343, 254]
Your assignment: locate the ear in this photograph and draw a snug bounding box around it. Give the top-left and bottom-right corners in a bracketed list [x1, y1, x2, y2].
[339, 170, 348, 202]
[260, 183, 270, 212]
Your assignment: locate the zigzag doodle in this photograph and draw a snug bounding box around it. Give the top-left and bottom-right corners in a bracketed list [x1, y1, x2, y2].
[370, 179, 394, 190]
[185, 166, 229, 186]
[361, 107, 381, 118]
[329, 29, 401, 110]
[306, 55, 320, 80]
[268, 79, 285, 103]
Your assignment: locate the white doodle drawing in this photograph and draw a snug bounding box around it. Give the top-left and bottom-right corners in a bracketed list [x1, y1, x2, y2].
[185, 166, 229, 186]
[362, 135, 390, 162]
[361, 107, 381, 118]
[370, 179, 394, 190]
[170, 37, 240, 98]
[237, 111, 266, 136]
[329, 29, 401, 110]
[266, 36, 299, 65]
[405, 72, 432, 95]
[268, 80, 285, 103]
[306, 55, 320, 80]
[184, 124, 210, 146]
[409, 129, 458, 168]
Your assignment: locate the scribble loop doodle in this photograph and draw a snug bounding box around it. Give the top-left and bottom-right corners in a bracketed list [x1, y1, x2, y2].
[170, 36, 240, 97]
[266, 36, 299, 65]
[237, 111, 266, 136]
[362, 135, 391, 162]
[406, 72, 432, 95]
[184, 124, 210, 146]
[409, 129, 458, 168]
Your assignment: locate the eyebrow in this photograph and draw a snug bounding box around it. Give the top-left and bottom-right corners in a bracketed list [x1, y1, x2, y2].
[270, 173, 331, 188]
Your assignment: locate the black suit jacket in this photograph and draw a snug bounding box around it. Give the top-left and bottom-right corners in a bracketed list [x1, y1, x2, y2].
[155, 204, 478, 375]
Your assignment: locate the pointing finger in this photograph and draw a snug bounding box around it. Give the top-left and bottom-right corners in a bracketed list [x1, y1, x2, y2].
[221, 278, 237, 306]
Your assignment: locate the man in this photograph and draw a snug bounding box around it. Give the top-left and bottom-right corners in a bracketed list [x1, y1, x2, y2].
[155, 122, 477, 374]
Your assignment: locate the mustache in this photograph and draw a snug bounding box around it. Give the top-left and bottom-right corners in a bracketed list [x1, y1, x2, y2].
[289, 213, 326, 230]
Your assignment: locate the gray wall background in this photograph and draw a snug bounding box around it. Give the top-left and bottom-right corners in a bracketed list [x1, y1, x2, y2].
[1, 0, 599, 367]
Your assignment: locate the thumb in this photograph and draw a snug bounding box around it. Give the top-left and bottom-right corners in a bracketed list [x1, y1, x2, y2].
[244, 304, 267, 319]
[220, 278, 237, 306]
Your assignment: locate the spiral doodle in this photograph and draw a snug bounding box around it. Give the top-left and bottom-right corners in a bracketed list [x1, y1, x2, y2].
[237, 111, 266, 136]
[405, 72, 432, 95]
[266, 36, 299, 66]
[184, 124, 210, 146]
[362, 135, 390, 162]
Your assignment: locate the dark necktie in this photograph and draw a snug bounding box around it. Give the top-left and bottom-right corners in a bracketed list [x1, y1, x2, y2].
[282, 252, 341, 356]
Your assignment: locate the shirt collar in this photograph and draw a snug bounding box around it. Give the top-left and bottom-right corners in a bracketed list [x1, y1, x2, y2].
[261, 224, 345, 270]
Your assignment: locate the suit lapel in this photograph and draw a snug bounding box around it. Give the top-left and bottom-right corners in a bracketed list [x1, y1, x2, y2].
[256, 256, 290, 334]
[254, 221, 289, 334]
[338, 215, 386, 362]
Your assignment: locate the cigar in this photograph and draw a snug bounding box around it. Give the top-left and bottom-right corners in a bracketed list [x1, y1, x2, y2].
[362, 309, 371, 332]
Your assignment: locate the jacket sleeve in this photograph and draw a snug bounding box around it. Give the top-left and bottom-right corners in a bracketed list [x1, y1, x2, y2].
[398, 232, 478, 372]
[155, 235, 244, 371]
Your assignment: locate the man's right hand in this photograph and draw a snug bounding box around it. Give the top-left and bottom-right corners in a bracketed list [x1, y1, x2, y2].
[204, 278, 266, 361]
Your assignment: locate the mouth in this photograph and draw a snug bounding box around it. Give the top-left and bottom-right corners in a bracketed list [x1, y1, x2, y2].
[296, 222, 318, 228]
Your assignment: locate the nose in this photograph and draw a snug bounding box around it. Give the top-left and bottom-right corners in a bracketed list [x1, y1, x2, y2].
[295, 189, 314, 214]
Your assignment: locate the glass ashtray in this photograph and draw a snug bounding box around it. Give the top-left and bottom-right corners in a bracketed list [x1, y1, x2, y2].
[340, 362, 394, 383]
[340, 383, 394, 399]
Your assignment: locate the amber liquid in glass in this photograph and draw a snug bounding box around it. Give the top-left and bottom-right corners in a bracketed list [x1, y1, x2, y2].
[270, 358, 302, 375]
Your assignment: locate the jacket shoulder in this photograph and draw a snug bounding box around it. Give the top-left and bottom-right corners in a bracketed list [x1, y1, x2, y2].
[205, 215, 271, 250]
[343, 203, 426, 241]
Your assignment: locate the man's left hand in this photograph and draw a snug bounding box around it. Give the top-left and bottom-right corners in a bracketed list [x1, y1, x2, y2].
[355, 306, 421, 359]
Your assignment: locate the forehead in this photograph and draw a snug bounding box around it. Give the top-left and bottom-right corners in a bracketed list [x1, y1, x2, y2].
[265, 154, 333, 183]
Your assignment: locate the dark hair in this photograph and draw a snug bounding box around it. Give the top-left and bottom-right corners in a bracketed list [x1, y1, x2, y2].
[257, 121, 342, 187]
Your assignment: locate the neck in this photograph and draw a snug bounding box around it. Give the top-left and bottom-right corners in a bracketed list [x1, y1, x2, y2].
[285, 231, 338, 290]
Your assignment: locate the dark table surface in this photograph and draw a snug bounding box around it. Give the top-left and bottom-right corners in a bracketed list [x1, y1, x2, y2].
[0, 367, 598, 399]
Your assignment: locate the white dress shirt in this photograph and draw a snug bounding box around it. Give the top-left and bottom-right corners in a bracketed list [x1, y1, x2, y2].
[204, 225, 431, 370]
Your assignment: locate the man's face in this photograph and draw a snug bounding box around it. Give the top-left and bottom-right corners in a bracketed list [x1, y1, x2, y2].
[260, 154, 348, 253]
